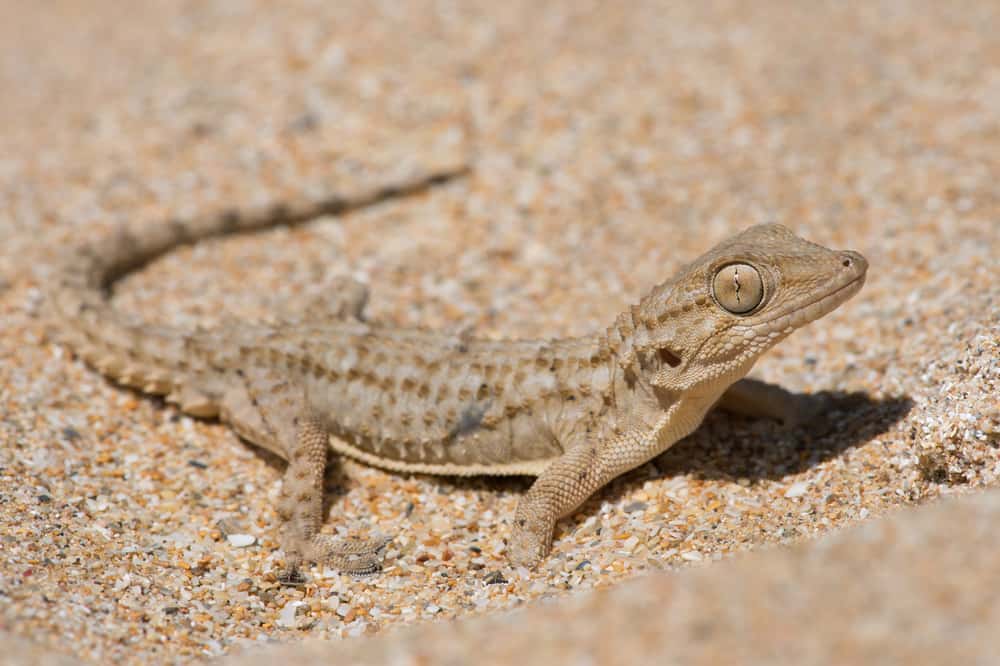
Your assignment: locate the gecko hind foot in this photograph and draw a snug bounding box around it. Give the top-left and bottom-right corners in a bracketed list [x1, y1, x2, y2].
[270, 276, 370, 325]
[282, 534, 392, 580]
[310, 533, 393, 575]
[313, 536, 392, 576]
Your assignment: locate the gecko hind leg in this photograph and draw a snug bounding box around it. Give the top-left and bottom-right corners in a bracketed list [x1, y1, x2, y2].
[220, 370, 390, 578]
[276, 416, 390, 578]
[271, 276, 370, 326]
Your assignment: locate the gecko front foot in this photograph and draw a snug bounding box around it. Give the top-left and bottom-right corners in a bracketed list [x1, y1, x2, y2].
[717, 378, 828, 429]
[507, 505, 555, 568]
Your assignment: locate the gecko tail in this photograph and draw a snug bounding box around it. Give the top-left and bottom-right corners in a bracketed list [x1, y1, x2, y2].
[46, 164, 469, 399]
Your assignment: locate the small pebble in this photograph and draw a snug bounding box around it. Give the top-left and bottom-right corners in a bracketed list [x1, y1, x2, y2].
[276, 601, 307, 629]
[785, 482, 810, 499]
[484, 571, 508, 586]
[624, 501, 648, 513]
[226, 534, 257, 548]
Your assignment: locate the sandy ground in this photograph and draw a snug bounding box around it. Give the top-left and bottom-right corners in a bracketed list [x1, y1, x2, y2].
[222, 489, 1000, 666]
[1, 1, 997, 663]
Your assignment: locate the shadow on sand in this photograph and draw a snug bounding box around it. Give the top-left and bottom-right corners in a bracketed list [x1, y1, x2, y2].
[652, 391, 914, 482]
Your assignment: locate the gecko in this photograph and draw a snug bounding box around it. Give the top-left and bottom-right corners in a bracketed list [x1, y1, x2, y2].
[46, 168, 867, 576]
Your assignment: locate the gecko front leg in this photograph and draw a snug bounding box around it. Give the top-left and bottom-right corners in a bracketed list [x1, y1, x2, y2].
[508, 411, 675, 567]
[715, 377, 825, 428]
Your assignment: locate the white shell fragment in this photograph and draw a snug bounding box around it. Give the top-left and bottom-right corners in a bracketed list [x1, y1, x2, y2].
[226, 533, 257, 548]
[784, 481, 810, 499]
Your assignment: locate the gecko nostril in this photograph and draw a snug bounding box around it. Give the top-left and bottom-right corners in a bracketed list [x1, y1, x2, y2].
[842, 258, 851, 267]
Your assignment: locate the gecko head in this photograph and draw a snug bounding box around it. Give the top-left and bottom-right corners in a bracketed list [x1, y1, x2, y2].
[617, 224, 867, 393]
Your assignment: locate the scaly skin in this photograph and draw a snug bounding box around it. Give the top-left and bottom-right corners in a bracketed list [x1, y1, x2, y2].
[48, 172, 868, 574]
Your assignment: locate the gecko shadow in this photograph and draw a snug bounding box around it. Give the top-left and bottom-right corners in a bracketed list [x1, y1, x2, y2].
[421, 390, 913, 521]
[648, 391, 914, 482]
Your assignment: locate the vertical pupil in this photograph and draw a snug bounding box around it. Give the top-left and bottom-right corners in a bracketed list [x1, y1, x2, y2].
[732, 267, 741, 302]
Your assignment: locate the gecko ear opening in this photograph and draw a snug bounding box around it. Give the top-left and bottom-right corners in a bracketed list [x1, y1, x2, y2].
[649, 348, 683, 389]
[657, 348, 681, 367]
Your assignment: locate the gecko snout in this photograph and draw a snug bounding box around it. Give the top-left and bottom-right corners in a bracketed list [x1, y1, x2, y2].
[838, 250, 868, 278]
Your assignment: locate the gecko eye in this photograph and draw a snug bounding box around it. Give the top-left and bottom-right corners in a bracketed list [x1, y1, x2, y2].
[712, 263, 763, 314]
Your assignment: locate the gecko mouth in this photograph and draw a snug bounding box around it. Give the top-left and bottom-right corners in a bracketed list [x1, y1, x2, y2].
[750, 268, 867, 337]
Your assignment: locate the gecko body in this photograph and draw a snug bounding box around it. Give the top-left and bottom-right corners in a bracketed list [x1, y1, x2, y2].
[48, 170, 867, 573]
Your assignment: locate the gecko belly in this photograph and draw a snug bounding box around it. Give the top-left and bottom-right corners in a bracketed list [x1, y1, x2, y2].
[326, 434, 554, 477]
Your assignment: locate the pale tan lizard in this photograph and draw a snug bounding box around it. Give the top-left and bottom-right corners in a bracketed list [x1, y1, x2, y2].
[47, 170, 867, 575]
